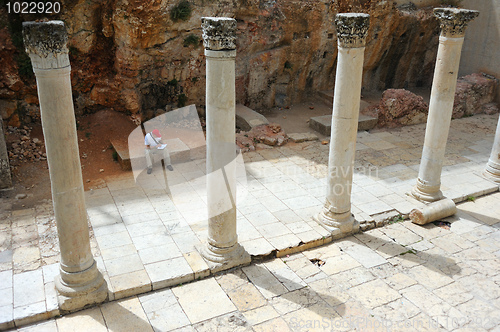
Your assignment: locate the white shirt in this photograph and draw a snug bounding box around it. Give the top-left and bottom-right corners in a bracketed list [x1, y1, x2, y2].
[144, 133, 161, 147]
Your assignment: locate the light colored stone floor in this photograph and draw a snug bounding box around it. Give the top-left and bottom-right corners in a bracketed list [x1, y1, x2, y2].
[0, 113, 499, 330]
[8, 191, 500, 332]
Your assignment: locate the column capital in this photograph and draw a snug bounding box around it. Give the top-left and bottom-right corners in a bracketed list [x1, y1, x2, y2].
[22, 20, 70, 70]
[335, 13, 370, 48]
[434, 8, 479, 38]
[201, 17, 236, 51]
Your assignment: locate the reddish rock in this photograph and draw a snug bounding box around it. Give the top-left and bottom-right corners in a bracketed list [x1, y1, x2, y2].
[122, 89, 141, 113]
[24, 95, 39, 104]
[89, 82, 120, 107]
[7, 114, 20, 128]
[453, 73, 498, 119]
[0, 100, 17, 120]
[482, 103, 499, 115]
[376, 89, 429, 128]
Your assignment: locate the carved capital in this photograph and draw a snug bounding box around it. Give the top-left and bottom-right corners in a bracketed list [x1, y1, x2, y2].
[434, 8, 479, 38]
[201, 17, 237, 51]
[22, 20, 70, 69]
[335, 13, 370, 48]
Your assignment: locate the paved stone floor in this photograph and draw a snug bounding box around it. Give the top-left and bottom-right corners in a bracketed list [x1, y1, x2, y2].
[6, 192, 500, 331]
[1, 113, 499, 330]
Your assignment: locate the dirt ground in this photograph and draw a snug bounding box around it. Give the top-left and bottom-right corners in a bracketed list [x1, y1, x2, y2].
[1, 109, 137, 209]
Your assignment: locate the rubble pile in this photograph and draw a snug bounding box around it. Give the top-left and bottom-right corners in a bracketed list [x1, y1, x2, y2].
[6, 126, 46, 165]
[236, 123, 287, 152]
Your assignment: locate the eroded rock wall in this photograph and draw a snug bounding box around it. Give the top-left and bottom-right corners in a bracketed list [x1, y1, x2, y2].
[1, 0, 442, 125]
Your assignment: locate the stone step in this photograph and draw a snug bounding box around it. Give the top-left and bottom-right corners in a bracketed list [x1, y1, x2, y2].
[317, 90, 334, 105]
[309, 114, 379, 136]
[287, 132, 319, 143]
[111, 137, 191, 171]
[318, 90, 371, 111]
[236, 104, 269, 131]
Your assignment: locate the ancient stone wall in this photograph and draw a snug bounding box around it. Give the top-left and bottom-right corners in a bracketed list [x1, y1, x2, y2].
[1, 0, 443, 125]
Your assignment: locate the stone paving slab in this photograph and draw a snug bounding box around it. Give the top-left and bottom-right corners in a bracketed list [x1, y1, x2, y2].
[1, 113, 499, 330]
[7, 191, 500, 331]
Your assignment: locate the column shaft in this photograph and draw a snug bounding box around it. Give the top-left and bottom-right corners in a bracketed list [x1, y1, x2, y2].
[484, 115, 500, 183]
[326, 46, 365, 215]
[412, 8, 479, 202]
[316, 13, 369, 237]
[23, 21, 107, 311]
[415, 37, 464, 199]
[206, 49, 237, 249]
[200, 17, 250, 272]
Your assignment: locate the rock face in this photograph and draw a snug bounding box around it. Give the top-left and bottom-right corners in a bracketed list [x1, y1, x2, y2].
[1, 1, 442, 125]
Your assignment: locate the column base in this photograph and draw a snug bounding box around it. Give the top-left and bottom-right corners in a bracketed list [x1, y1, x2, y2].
[411, 178, 444, 203]
[484, 160, 500, 184]
[55, 262, 108, 312]
[314, 209, 359, 239]
[198, 242, 251, 274]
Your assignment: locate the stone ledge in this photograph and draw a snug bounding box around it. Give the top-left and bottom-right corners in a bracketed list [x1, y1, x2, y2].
[287, 132, 319, 143]
[309, 114, 378, 135]
[111, 138, 191, 171]
[236, 104, 269, 131]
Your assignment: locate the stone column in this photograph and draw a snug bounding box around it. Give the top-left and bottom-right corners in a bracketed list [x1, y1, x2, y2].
[484, 115, 500, 183]
[23, 21, 107, 311]
[200, 17, 250, 272]
[412, 8, 479, 202]
[0, 116, 13, 190]
[315, 13, 370, 237]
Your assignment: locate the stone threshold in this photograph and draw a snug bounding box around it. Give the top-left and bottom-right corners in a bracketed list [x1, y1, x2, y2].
[5, 181, 499, 331]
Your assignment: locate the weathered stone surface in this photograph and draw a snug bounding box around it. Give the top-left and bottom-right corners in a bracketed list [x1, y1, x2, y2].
[453, 73, 498, 118]
[235, 104, 269, 131]
[434, 8, 479, 38]
[111, 137, 191, 171]
[287, 132, 318, 143]
[201, 17, 237, 51]
[22, 21, 67, 58]
[309, 113, 378, 135]
[22, 21, 70, 70]
[375, 89, 429, 128]
[236, 124, 287, 152]
[375, 74, 498, 128]
[335, 13, 370, 48]
[1, 1, 443, 121]
[0, 100, 17, 121]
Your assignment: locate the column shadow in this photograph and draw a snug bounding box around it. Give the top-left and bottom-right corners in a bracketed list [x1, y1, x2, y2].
[235, 264, 347, 319]
[352, 232, 462, 277]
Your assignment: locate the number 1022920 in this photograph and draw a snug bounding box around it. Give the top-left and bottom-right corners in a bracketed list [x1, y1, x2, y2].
[6, 1, 61, 14]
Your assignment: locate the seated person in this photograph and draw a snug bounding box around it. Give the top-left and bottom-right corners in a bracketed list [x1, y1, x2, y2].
[144, 129, 173, 174]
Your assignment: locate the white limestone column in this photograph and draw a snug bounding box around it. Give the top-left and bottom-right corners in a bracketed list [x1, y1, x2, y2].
[200, 17, 250, 272]
[315, 13, 370, 237]
[23, 21, 107, 311]
[412, 8, 479, 202]
[484, 115, 500, 183]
